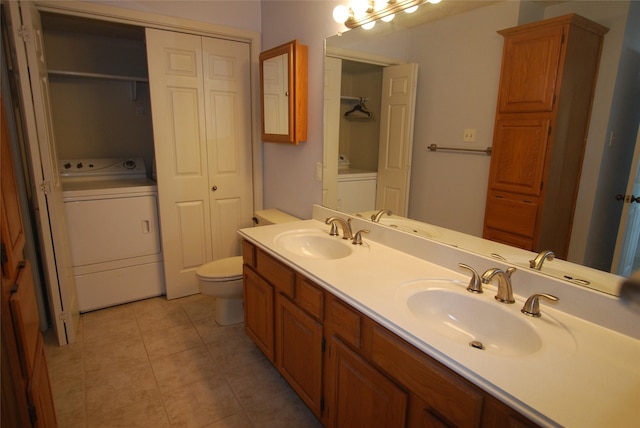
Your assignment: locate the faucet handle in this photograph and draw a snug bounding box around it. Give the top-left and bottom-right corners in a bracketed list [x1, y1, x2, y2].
[459, 263, 482, 294]
[352, 229, 370, 245]
[326, 220, 339, 236]
[521, 293, 559, 317]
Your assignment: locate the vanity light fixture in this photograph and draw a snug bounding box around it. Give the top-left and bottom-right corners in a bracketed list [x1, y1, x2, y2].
[332, 0, 442, 29]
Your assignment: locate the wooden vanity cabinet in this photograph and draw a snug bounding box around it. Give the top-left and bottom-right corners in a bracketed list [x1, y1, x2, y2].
[242, 240, 541, 427]
[242, 245, 324, 418]
[483, 14, 607, 257]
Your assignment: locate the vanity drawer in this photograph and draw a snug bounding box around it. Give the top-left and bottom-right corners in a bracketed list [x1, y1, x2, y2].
[295, 274, 324, 321]
[326, 295, 362, 350]
[242, 240, 256, 268]
[369, 324, 483, 428]
[484, 192, 538, 238]
[256, 248, 295, 296]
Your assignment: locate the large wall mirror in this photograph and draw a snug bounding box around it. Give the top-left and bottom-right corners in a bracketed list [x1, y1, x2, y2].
[260, 39, 308, 144]
[323, 0, 640, 296]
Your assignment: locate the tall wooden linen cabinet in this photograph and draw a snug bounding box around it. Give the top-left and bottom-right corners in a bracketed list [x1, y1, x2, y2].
[483, 14, 608, 258]
[1, 100, 57, 426]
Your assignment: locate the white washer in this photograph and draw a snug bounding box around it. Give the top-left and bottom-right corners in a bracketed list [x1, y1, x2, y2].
[337, 169, 378, 213]
[61, 158, 165, 312]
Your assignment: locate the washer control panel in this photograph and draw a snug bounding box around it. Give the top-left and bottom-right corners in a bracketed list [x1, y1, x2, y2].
[59, 158, 147, 179]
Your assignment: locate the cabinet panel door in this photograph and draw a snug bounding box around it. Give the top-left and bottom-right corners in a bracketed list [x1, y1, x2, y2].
[497, 25, 564, 113]
[275, 294, 323, 417]
[243, 266, 274, 362]
[327, 338, 407, 427]
[1, 104, 25, 280]
[27, 336, 57, 427]
[484, 192, 539, 239]
[489, 118, 551, 196]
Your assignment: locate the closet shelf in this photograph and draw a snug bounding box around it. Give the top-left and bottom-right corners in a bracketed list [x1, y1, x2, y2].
[341, 95, 368, 102]
[48, 69, 148, 83]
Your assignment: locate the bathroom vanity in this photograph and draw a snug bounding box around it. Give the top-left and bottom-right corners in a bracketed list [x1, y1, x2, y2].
[239, 205, 640, 427]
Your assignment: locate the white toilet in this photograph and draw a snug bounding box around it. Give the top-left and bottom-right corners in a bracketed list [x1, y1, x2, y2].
[196, 209, 299, 325]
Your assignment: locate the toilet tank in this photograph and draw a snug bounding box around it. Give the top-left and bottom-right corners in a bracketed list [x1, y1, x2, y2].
[253, 209, 299, 226]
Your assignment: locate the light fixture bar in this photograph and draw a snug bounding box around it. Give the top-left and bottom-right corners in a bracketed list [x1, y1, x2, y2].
[344, 0, 426, 29]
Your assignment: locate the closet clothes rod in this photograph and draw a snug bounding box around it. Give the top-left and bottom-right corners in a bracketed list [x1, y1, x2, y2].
[428, 144, 492, 155]
[341, 96, 369, 102]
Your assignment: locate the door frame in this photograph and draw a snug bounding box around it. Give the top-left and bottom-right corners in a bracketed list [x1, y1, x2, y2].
[5, 1, 263, 345]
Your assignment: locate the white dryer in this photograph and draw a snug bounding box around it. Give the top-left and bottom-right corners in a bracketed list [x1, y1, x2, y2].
[61, 158, 165, 312]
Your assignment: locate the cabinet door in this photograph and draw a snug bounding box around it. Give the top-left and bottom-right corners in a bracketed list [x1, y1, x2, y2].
[243, 266, 274, 362]
[497, 25, 564, 113]
[1, 102, 25, 280]
[489, 118, 551, 196]
[27, 337, 57, 428]
[275, 294, 323, 417]
[327, 338, 407, 427]
[483, 191, 539, 250]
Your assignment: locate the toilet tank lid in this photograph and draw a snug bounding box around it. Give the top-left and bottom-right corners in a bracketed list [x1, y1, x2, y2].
[196, 256, 243, 279]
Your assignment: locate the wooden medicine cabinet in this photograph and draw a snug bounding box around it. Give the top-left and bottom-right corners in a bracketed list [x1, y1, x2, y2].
[259, 39, 308, 144]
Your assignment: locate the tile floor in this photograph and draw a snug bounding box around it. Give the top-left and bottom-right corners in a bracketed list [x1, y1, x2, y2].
[44, 294, 323, 427]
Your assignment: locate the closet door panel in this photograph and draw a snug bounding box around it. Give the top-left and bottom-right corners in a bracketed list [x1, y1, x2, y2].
[147, 28, 210, 298]
[202, 37, 254, 260]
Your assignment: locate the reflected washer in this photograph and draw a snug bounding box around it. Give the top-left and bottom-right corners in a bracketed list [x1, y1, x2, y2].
[60, 158, 165, 312]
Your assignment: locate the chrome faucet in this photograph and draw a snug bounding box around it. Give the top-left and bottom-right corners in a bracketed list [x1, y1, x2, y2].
[529, 250, 555, 270]
[481, 267, 517, 303]
[371, 209, 392, 222]
[325, 216, 353, 240]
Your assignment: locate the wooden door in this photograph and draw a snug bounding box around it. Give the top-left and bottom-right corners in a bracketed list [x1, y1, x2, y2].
[376, 63, 418, 217]
[488, 117, 551, 196]
[275, 294, 323, 417]
[243, 267, 275, 362]
[0, 101, 25, 280]
[497, 24, 564, 113]
[326, 338, 407, 427]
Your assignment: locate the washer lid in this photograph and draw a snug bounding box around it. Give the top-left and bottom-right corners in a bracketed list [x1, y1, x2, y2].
[196, 256, 243, 280]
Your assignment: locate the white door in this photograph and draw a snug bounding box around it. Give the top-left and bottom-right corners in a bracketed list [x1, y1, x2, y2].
[146, 29, 253, 299]
[6, 1, 79, 345]
[202, 37, 254, 260]
[612, 125, 640, 276]
[375, 63, 419, 217]
[323, 56, 342, 209]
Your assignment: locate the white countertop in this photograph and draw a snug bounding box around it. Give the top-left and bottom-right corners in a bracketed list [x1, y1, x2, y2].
[239, 206, 640, 428]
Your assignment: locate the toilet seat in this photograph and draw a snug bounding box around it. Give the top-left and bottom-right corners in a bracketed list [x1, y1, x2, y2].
[196, 256, 243, 282]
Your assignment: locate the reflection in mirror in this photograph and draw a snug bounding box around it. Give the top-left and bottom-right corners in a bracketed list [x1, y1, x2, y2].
[323, 0, 640, 295]
[262, 52, 289, 135]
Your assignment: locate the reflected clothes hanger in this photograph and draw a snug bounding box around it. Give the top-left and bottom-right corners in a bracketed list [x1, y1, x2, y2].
[345, 97, 374, 119]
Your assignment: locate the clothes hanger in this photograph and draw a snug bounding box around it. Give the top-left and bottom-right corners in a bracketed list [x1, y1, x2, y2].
[345, 97, 373, 118]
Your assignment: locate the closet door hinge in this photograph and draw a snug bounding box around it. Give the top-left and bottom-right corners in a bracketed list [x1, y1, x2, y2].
[39, 181, 51, 194]
[18, 25, 31, 43]
[59, 311, 71, 324]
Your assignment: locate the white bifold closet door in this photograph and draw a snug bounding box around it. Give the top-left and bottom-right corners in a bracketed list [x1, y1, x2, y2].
[146, 29, 254, 299]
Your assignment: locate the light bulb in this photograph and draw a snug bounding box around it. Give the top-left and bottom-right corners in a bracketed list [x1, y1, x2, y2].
[362, 21, 376, 30]
[405, 5, 419, 13]
[428, 0, 442, 3]
[373, 0, 388, 12]
[381, 13, 395, 22]
[350, 0, 370, 18]
[332, 5, 350, 23]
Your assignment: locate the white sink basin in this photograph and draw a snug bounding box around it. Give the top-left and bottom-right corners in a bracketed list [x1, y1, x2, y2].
[274, 229, 353, 260]
[395, 279, 576, 357]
